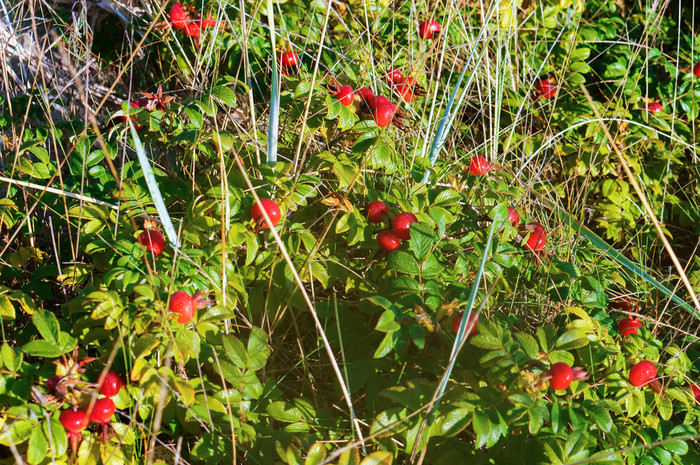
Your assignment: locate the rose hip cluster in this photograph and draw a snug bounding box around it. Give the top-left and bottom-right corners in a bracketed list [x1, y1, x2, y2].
[384, 69, 426, 103]
[168, 2, 217, 39]
[366, 201, 418, 252]
[56, 369, 124, 452]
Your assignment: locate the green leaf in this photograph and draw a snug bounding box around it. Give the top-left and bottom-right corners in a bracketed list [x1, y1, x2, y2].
[222, 335, 247, 369]
[374, 332, 397, 358]
[375, 309, 400, 333]
[555, 330, 589, 350]
[431, 407, 472, 437]
[409, 222, 435, 262]
[247, 327, 271, 370]
[515, 333, 539, 358]
[27, 424, 48, 465]
[434, 189, 461, 207]
[583, 402, 612, 433]
[211, 86, 237, 107]
[387, 251, 420, 275]
[420, 255, 445, 278]
[0, 295, 15, 320]
[305, 442, 327, 465]
[32, 309, 59, 345]
[337, 448, 361, 465]
[44, 417, 67, 457]
[185, 106, 203, 128]
[267, 401, 304, 423]
[473, 411, 497, 449]
[0, 419, 32, 446]
[22, 340, 63, 358]
[1, 342, 20, 372]
[132, 334, 160, 360]
[359, 451, 392, 465]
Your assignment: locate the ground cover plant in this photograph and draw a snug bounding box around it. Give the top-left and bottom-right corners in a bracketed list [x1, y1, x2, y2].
[1, 0, 700, 463]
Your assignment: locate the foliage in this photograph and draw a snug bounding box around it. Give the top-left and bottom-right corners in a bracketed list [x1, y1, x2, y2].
[0, 0, 699, 464]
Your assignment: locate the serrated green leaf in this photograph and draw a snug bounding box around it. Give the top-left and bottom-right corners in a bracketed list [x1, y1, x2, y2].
[247, 327, 271, 370]
[32, 309, 59, 345]
[22, 340, 62, 358]
[222, 334, 247, 369]
[555, 330, 589, 350]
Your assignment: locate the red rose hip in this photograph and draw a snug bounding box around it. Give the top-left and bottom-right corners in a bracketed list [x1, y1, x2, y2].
[618, 317, 643, 336]
[646, 101, 663, 114]
[60, 408, 88, 433]
[524, 222, 546, 252]
[694, 62, 700, 78]
[372, 102, 396, 128]
[169, 291, 195, 324]
[98, 370, 124, 397]
[367, 201, 389, 223]
[549, 362, 574, 390]
[452, 312, 478, 337]
[138, 230, 166, 256]
[251, 198, 282, 228]
[419, 19, 440, 40]
[535, 78, 557, 99]
[335, 85, 354, 106]
[89, 397, 116, 423]
[629, 360, 657, 387]
[507, 207, 520, 226]
[393, 212, 418, 240]
[468, 155, 493, 175]
[377, 230, 401, 251]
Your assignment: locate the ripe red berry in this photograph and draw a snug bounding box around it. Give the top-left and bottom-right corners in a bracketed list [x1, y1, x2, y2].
[506, 207, 520, 226]
[138, 230, 166, 256]
[524, 222, 546, 252]
[385, 69, 405, 84]
[535, 78, 557, 99]
[89, 397, 116, 423]
[169, 291, 195, 324]
[280, 51, 299, 70]
[646, 101, 663, 114]
[549, 362, 574, 390]
[184, 21, 200, 37]
[691, 384, 700, 403]
[130, 98, 149, 109]
[335, 85, 354, 106]
[393, 212, 418, 240]
[199, 13, 216, 29]
[47, 375, 61, 393]
[356, 87, 375, 103]
[396, 82, 415, 102]
[377, 230, 402, 251]
[251, 198, 282, 228]
[629, 360, 657, 387]
[60, 408, 88, 433]
[419, 19, 440, 40]
[468, 155, 493, 175]
[452, 312, 478, 337]
[694, 62, 700, 78]
[372, 102, 395, 127]
[169, 3, 187, 29]
[367, 95, 391, 111]
[98, 370, 124, 397]
[367, 201, 389, 223]
[618, 317, 643, 336]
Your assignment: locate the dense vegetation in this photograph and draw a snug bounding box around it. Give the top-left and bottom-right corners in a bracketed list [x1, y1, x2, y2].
[1, 0, 700, 463]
